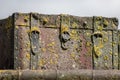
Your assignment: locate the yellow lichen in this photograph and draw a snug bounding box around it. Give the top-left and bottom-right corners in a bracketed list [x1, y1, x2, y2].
[15, 26, 19, 29]
[26, 53, 30, 60]
[26, 42, 30, 48]
[48, 48, 55, 53]
[95, 21, 99, 24]
[109, 51, 112, 55]
[93, 31, 103, 36]
[61, 24, 69, 33]
[72, 22, 78, 28]
[97, 26, 103, 31]
[112, 42, 116, 46]
[31, 27, 40, 32]
[73, 44, 78, 49]
[103, 19, 108, 26]
[47, 42, 55, 47]
[42, 17, 49, 23]
[54, 54, 58, 58]
[54, 60, 58, 64]
[71, 30, 77, 34]
[86, 51, 92, 56]
[51, 42, 55, 45]
[27, 27, 40, 34]
[70, 53, 76, 59]
[24, 16, 29, 21]
[49, 58, 58, 64]
[112, 22, 116, 28]
[86, 42, 91, 47]
[39, 59, 46, 66]
[94, 46, 102, 57]
[98, 40, 104, 48]
[50, 59, 54, 64]
[103, 37, 108, 42]
[86, 33, 91, 36]
[94, 37, 104, 57]
[41, 48, 46, 52]
[70, 30, 79, 40]
[104, 55, 109, 60]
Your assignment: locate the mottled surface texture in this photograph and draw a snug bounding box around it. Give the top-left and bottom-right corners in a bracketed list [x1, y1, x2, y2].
[0, 13, 119, 72]
[1, 70, 120, 80]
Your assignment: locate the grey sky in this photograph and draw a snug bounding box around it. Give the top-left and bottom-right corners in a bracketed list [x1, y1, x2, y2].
[0, 0, 120, 28]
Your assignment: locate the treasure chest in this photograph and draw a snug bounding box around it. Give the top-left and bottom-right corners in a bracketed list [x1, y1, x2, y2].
[0, 13, 119, 70]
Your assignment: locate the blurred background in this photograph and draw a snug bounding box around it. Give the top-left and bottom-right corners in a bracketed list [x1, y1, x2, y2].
[0, 0, 120, 28]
